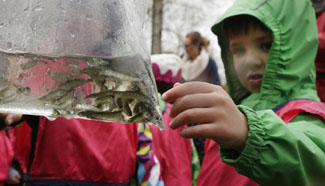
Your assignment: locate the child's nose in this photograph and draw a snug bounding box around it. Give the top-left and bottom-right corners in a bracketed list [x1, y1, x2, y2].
[245, 50, 264, 69]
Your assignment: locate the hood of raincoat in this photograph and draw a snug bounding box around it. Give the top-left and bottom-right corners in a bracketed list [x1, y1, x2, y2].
[211, 0, 319, 110]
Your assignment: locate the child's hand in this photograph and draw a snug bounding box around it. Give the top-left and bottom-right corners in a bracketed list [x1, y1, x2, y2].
[0, 113, 23, 130]
[7, 166, 21, 185]
[162, 82, 248, 151]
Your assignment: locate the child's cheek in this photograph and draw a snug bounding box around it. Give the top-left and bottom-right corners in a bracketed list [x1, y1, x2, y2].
[234, 59, 245, 77]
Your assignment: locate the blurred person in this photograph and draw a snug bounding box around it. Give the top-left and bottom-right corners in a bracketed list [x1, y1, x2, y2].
[312, 0, 325, 101]
[0, 131, 13, 186]
[181, 31, 221, 85]
[181, 32, 221, 165]
[6, 165, 21, 185]
[0, 114, 15, 186]
[4, 118, 162, 186]
[148, 54, 194, 186]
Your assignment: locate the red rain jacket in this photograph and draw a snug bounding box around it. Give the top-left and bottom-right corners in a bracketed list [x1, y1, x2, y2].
[0, 131, 14, 185]
[150, 103, 192, 186]
[22, 118, 138, 185]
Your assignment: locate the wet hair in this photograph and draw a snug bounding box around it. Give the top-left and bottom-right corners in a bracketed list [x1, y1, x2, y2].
[186, 31, 210, 51]
[223, 15, 272, 38]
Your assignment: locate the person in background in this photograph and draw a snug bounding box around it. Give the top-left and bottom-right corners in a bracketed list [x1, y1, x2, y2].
[181, 31, 221, 166]
[181, 31, 221, 85]
[0, 132, 13, 186]
[312, 0, 325, 101]
[147, 53, 194, 186]
[4, 118, 161, 186]
[163, 0, 325, 185]
[0, 114, 16, 186]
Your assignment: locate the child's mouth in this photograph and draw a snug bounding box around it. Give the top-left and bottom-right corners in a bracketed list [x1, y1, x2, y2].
[248, 74, 263, 84]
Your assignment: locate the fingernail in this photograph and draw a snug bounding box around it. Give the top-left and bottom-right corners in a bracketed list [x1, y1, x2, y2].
[179, 129, 184, 136]
[169, 120, 174, 129]
[162, 92, 167, 100]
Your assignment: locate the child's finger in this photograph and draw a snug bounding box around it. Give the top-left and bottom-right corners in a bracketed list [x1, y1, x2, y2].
[162, 82, 217, 102]
[178, 123, 227, 145]
[5, 114, 22, 125]
[0, 113, 22, 126]
[0, 113, 8, 119]
[169, 92, 218, 118]
[169, 107, 216, 129]
[178, 123, 215, 139]
[12, 176, 20, 184]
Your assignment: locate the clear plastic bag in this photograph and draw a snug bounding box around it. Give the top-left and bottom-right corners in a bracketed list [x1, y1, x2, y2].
[0, 0, 164, 129]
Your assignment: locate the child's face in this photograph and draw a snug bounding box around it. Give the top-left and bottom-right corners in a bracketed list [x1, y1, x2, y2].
[228, 25, 273, 93]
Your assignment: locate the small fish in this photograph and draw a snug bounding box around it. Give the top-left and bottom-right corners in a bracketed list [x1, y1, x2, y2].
[81, 66, 140, 82]
[49, 108, 71, 116]
[66, 63, 80, 69]
[15, 85, 31, 96]
[51, 89, 75, 108]
[80, 67, 99, 77]
[0, 86, 10, 98]
[86, 89, 149, 103]
[51, 109, 62, 117]
[0, 93, 17, 104]
[94, 95, 115, 105]
[85, 58, 110, 67]
[127, 112, 150, 123]
[20, 60, 47, 70]
[98, 69, 141, 82]
[132, 81, 149, 96]
[122, 98, 133, 116]
[57, 79, 91, 90]
[133, 101, 150, 114]
[96, 102, 117, 112]
[75, 104, 102, 112]
[0, 78, 10, 87]
[103, 78, 121, 90]
[115, 97, 132, 116]
[132, 101, 157, 123]
[39, 89, 67, 101]
[78, 110, 122, 121]
[115, 97, 123, 108]
[80, 67, 122, 89]
[49, 72, 73, 81]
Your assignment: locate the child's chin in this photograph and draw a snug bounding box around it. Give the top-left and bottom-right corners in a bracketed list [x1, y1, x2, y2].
[248, 86, 261, 93]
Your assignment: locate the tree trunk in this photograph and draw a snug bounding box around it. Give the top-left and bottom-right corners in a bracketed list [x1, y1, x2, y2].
[151, 0, 163, 54]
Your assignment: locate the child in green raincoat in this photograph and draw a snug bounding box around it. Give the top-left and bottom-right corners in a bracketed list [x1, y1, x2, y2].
[162, 0, 325, 185]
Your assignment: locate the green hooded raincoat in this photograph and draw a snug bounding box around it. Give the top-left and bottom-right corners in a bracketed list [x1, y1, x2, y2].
[211, 0, 325, 185]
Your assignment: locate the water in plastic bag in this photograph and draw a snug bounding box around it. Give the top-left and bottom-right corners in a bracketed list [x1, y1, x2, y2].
[0, 0, 164, 129]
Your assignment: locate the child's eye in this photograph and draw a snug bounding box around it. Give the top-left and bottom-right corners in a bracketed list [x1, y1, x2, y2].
[232, 48, 245, 55]
[260, 42, 272, 52]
